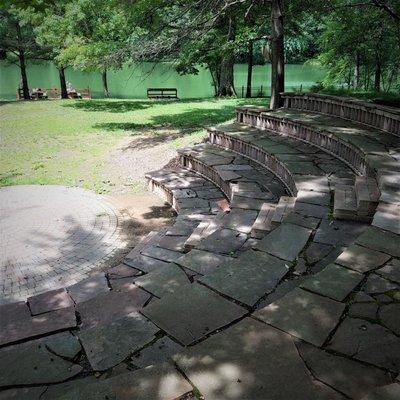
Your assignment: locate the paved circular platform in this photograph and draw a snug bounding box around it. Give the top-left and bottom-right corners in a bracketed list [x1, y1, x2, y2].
[0, 185, 128, 301]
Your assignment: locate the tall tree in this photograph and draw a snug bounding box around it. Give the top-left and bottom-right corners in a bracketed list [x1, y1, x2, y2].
[56, 0, 133, 98]
[0, 8, 45, 99]
[269, 0, 284, 108]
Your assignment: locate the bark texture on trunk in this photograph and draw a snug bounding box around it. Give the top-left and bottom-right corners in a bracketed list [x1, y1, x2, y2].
[59, 67, 68, 99]
[218, 54, 236, 96]
[270, 0, 285, 109]
[374, 54, 381, 92]
[102, 70, 109, 97]
[246, 40, 254, 98]
[16, 23, 30, 100]
[354, 52, 360, 89]
[217, 16, 236, 97]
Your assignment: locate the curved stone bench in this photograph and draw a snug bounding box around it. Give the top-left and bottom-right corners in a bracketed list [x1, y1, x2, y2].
[282, 92, 400, 137]
[177, 143, 285, 201]
[234, 103, 399, 226]
[235, 107, 381, 177]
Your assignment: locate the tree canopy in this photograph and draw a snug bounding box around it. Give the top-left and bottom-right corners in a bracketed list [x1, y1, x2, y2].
[0, 0, 399, 104]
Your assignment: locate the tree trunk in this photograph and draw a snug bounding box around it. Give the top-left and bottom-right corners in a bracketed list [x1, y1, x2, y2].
[102, 70, 109, 98]
[217, 16, 236, 97]
[59, 66, 68, 99]
[16, 23, 30, 100]
[208, 64, 220, 96]
[218, 54, 236, 96]
[374, 54, 381, 92]
[270, 0, 285, 109]
[246, 40, 254, 98]
[354, 52, 360, 89]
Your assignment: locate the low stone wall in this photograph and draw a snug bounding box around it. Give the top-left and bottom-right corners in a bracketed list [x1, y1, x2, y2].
[281, 92, 400, 137]
[179, 154, 233, 199]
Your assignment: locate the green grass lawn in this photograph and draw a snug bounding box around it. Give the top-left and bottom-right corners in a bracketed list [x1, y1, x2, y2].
[0, 97, 266, 193]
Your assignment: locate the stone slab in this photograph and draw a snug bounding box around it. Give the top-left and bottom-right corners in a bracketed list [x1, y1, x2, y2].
[257, 223, 312, 261]
[296, 190, 331, 206]
[175, 197, 210, 210]
[304, 243, 334, 264]
[78, 286, 150, 329]
[286, 161, 322, 175]
[255, 287, 345, 346]
[195, 188, 225, 199]
[376, 259, 400, 283]
[348, 302, 379, 320]
[251, 202, 276, 238]
[28, 288, 74, 315]
[124, 254, 171, 273]
[57, 362, 192, 400]
[134, 263, 191, 298]
[174, 317, 344, 400]
[0, 300, 31, 322]
[297, 341, 392, 399]
[175, 249, 233, 275]
[200, 249, 289, 306]
[196, 228, 247, 255]
[40, 377, 98, 400]
[142, 283, 247, 345]
[130, 336, 183, 368]
[314, 220, 368, 247]
[328, 317, 400, 372]
[379, 303, 400, 335]
[106, 263, 142, 279]
[372, 210, 400, 234]
[356, 226, 400, 258]
[78, 311, 159, 371]
[284, 212, 321, 229]
[67, 274, 109, 304]
[157, 235, 190, 252]
[364, 274, 399, 294]
[0, 307, 76, 346]
[300, 264, 363, 301]
[335, 244, 391, 273]
[361, 383, 400, 400]
[295, 175, 330, 193]
[220, 208, 258, 233]
[0, 339, 82, 387]
[35, 331, 82, 359]
[0, 387, 45, 400]
[294, 201, 329, 219]
[230, 195, 266, 211]
[165, 218, 198, 236]
[141, 245, 183, 263]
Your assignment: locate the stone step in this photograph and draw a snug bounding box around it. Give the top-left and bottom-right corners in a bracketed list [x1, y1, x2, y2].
[271, 196, 296, 228]
[355, 176, 380, 216]
[251, 202, 277, 238]
[184, 213, 224, 250]
[334, 184, 358, 220]
[178, 143, 283, 201]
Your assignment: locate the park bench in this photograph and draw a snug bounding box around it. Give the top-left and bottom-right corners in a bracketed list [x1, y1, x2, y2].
[147, 88, 178, 100]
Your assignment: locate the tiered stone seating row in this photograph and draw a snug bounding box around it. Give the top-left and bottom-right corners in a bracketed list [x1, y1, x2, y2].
[282, 92, 400, 137]
[1, 94, 399, 399]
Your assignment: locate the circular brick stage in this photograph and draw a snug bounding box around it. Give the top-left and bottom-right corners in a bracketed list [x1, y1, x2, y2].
[0, 185, 127, 302]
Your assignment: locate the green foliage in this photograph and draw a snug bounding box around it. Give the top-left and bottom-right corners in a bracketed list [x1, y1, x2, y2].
[315, 0, 400, 92]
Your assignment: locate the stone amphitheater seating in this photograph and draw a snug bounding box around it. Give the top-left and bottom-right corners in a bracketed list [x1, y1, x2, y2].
[1, 93, 399, 399]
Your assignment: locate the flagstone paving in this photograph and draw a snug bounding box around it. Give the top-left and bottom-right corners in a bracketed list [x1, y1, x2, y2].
[142, 283, 247, 345]
[199, 249, 289, 306]
[174, 318, 344, 400]
[255, 287, 346, 346]
[1, 96, 399, 399]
